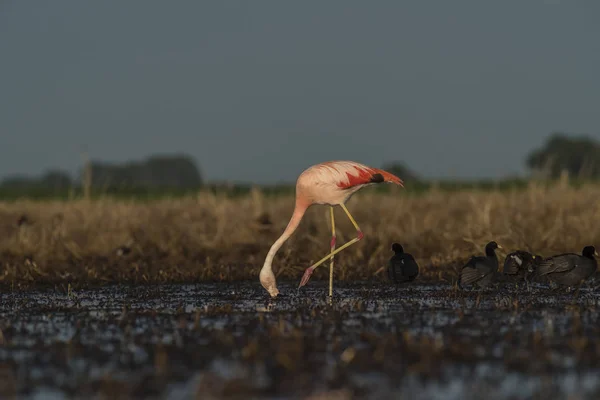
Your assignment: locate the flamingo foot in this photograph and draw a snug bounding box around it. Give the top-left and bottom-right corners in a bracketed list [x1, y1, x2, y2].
[299, 267, 314, 288]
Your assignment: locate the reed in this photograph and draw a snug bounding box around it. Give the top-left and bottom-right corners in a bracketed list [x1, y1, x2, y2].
[0, 181, 599, 288]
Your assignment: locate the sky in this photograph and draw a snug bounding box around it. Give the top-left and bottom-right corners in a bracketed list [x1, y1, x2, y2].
[1, 1, 599, 184]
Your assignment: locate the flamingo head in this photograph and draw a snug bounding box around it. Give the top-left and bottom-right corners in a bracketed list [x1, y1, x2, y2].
[260, 268, 279, 298]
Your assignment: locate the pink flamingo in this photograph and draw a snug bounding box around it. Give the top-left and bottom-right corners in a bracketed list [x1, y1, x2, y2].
[259, 160, 404, 298]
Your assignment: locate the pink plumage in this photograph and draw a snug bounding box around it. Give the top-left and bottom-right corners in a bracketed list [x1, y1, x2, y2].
[259, 160, 404, 298]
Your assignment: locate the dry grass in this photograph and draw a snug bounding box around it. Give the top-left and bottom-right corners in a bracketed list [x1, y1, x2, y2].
[0, 180, 599, 289]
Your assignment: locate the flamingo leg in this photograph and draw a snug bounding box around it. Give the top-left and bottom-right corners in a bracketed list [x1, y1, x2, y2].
[329, 206, 336, 298]
[299, 203, 363, 288]
[339, 203, 362, 234]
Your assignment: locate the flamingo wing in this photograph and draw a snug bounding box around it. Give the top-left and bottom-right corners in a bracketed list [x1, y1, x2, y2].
[319, 161, 403, 189]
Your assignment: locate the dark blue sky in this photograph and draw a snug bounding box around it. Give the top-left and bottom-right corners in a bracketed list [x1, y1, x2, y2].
[1, 1, 599, 183]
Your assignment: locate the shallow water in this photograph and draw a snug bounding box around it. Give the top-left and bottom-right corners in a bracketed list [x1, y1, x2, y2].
[0, 281, 599, 399]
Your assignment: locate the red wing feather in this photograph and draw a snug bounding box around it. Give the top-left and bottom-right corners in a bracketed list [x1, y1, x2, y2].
[338, 166, 376, 188]
[336, 165, 403, 189]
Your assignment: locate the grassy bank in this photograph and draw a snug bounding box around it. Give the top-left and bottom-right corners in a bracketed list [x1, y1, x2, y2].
[0, 178, 599, 290]
[2, 176, 596, 202]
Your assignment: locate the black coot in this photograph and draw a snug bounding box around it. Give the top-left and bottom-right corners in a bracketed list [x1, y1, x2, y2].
[503, 250, 543, 287]
[535, 246, 598, 287]
[387, 243, 419, 284]
[459, 241, 502, 289]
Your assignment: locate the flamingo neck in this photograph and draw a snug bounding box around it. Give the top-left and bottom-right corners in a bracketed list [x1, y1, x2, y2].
[260, 199, 309, 281]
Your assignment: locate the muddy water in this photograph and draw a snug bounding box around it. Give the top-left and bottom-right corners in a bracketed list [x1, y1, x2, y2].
[0, 281, 599, 399]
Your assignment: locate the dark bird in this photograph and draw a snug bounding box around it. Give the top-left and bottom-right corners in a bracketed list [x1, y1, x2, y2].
[17, 214, 30, 227]
[387, 243, 419, 284]
[503, 250, 543, 289]
[459, 241, 502, 289]
[535, 246, 598, 288]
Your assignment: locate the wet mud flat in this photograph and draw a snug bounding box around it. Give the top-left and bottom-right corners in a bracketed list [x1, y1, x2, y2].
[0, 280, 599, 400]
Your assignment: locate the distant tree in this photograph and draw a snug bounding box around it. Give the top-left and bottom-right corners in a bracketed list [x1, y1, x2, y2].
[0, 169, 72, 191]
[381, 161, 421, 182]
[39, 170, 72, 189]
[0, 175, 36, 188]
[143, 155, 203, 187]
[526, 133, 600, 179]
[83, 154, 203, 189]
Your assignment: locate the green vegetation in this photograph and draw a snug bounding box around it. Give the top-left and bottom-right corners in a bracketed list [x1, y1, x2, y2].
[1, 132, 600, 202]
[1, 176, 599, 202]
[527, 132, 600, 179]
[0, 154, 204, 201]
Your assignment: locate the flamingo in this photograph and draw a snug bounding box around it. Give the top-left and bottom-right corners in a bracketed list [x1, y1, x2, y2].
[259, 160, 404, 298]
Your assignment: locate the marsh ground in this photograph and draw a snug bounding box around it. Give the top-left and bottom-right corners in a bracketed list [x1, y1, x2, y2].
[0, 184, 599, 399]
[1, 280, 599, 400]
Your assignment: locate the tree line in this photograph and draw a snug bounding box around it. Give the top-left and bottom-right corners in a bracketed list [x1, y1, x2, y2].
[0, 155, 203, 191]
[1, 132, 599, 193]
[383, 132, 600, 182]
[526, 133, 600, 179]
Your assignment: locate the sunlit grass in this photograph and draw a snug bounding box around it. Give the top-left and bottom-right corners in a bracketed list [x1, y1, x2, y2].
[0, 179, 599, 289]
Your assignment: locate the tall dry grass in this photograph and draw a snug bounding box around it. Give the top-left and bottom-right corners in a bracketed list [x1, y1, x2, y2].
[0, 180, 599, 288]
